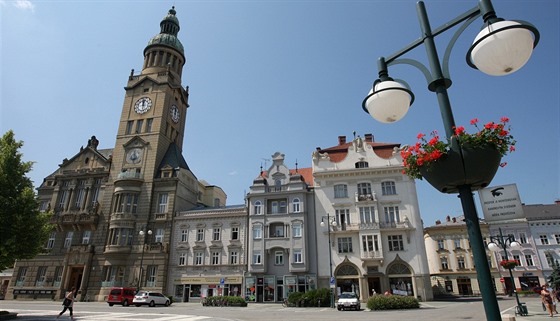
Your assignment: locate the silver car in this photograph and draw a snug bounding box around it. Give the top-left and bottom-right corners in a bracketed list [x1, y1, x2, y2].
[133, 291, 171, 307]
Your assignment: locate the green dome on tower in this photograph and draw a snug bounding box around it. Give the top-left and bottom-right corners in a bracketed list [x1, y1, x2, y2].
[146, 6, 184, 54]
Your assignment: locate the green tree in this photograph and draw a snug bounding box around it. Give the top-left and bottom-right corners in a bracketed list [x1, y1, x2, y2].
[0, 130, 52, 271]
[549, 260, 560, 290]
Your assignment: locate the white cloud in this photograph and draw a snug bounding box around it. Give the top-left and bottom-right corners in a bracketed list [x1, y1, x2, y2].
[228, 171, 238, 176]
[14, 0, 34, 11]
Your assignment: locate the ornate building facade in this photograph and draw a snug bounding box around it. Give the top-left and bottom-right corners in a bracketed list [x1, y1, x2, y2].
[7, 7, 223, 301]
[312, 134, 432, 301]
[245, 152, 318, 303]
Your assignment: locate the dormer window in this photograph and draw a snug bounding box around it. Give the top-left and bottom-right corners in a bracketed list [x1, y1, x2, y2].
[355, 161, 369, 168]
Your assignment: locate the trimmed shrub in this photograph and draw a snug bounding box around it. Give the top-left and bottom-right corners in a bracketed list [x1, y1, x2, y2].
[366, 295, 420, 310]
[287, 288, 332, 307]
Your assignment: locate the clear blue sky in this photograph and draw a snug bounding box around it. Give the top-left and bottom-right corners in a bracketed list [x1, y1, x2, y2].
[1, 0, 558, 227]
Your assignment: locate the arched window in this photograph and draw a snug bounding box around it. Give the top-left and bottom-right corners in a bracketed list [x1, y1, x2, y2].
[355, 161, 369, 168]
[292, 198, 301, 213]
[254, 201, 262, 215]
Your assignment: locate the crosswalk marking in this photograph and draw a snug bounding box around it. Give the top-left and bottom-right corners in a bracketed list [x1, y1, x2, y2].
[11, 309, 213, 321]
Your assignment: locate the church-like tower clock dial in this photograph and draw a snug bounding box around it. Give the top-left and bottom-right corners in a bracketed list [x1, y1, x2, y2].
[170, 105, 180, 123]
[134, 97, 152, 114]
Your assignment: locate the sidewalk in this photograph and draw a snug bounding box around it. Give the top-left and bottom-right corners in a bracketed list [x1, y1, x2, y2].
[509, 296, 559, 321]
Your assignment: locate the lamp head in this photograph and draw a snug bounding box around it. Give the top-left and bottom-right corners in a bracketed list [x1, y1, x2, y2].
[509, 241, 521, 250]
[487, 242, 500, 252]
[467, 20, 540, 76]
[331, 220, 338, 227]
[320, 220, 326, 227]
[362, 79, 414, 123]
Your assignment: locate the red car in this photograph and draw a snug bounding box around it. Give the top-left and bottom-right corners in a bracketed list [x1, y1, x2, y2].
[107, 287, 137, 306]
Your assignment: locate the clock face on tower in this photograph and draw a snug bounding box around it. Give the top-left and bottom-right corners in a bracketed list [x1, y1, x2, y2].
[134, 97, 152, 114]
[126, 148, 143, 164]
[170, 105, 180, 123]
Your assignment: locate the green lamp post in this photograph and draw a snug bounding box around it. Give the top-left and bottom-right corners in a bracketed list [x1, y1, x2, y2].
[361, 1, 539, 320]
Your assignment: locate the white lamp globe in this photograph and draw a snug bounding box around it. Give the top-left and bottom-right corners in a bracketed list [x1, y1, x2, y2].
[470, 20, 536, 76]
[509, 241, 521, 250]
[487, 242, 500, 252]
[363, 80, 412, 123]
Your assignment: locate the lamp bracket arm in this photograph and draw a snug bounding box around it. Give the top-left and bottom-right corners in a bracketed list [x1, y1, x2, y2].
[385, 5, 479, 65]
[442, 13, 481, 79]
[387, 58, 432, 86]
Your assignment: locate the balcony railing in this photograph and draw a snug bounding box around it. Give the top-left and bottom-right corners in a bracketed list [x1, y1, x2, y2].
[116, 171, 143, 180]
[356, 193, 376, 202]
[361, 250, 383, 259]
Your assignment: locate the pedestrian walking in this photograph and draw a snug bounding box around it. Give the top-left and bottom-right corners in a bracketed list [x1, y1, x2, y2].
[56, 286, 76, 320]
[541, 284, 555, 317]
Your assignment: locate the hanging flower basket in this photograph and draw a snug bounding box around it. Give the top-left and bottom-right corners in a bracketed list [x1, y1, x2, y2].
[419, 142, 501, 193]
[500, 259, 519, 269]
[400, 117, 515, 194]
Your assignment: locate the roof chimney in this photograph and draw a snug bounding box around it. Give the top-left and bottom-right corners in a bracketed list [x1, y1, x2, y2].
[364, 133, 373, 142]
[338, 136, 346, 145]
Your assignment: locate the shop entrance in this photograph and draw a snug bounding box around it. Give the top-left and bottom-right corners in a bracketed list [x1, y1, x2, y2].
[457, 278, 472, 295]
[367, 277, 381, 296]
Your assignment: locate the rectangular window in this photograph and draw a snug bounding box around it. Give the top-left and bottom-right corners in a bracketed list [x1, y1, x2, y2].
[135, 119, 143, 134]
[335, 209, 350, 227]
[334, 184, 348, 198]
[16, 267, 27, 286]
[74, 182, 85, 208]
[269, 199, 287, 214]
[64, 231, 74, 248]
[179, 253, 187, 266]
[145, 118, 153, 133]
[381, 181, 397, 195]
[196, 229, 204, 241]
[195, 252, 203, 265]
[437, 239, 445, 250]
[47, 232, 56, 249]
[457, 257, 466, 269]
[213, 228, 221, 241]
[275, 251, 284, 265]
[253, 251, 262, 264]
[181, 229, 188, 242]
[357, 182, 372, 196]
[384, 206, 400, 224]
[211, 251, 220, 265]
[545, 253, 554, 266]
[253, 225, 262, 239]
[292, 199, 301, 213]
[231, 227, 239, 240]
[519, 232, 528, 244]
[35, 266, 47, 287]
[82, 230, 91, 244]
[337, 237, 353, 253]
[230, 251, 239, 265]
[293, 249, 303, 263]
[146, 265, 157, 287]
[57, 190, 68, 209]
[359, 206, 375, 224]
[362, 234, 379, 252]
[555, 234, 560, 244]
[441, 257, 449, 270]
[158, 193, 168, 213]
[454, 239, 461, 249]
[53, 266, 63, 287]
[540, 235, 549, 245]
[388, 235, 404, 251]
[155, 228, 164, 243]
[126, 121, 134, 135]
[292, 223, 302, 237]
[525, 254, 534, 266]
[513, 254, 521, 266]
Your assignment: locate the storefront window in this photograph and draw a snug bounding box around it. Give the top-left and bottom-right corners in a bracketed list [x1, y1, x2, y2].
[264, 276, 275, 301]
[245, 277, 256, 302]
[389, 278, 413, 296]
[191, 285, 201, 298]
[285, 276, 297, 299]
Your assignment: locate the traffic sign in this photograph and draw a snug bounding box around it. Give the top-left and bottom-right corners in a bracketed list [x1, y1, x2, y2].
[220, 278, 225, 285]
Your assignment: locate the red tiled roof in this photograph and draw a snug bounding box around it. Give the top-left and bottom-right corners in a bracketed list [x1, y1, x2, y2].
[257, 167, 314, 187]
[319, 141, 400, 163]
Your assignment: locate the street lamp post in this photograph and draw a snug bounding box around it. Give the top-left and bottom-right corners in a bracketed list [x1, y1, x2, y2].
[320, 214, 337, 308]
[138, 228, 152, 292]
[488, 228, 523, 311]
[361, 1, 539, 321]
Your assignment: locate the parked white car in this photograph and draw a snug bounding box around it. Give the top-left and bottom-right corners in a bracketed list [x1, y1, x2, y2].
[336, 292, 360, 311]
[133, 291, 171, 307]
